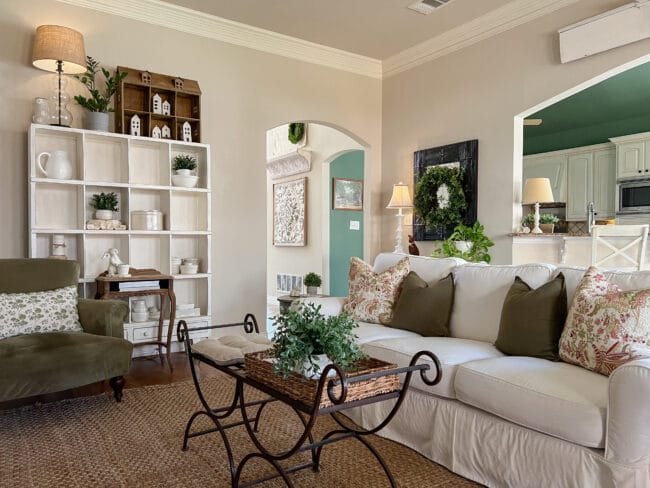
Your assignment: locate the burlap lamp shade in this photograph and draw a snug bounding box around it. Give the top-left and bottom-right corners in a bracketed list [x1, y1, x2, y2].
[32, 25, 86, 74]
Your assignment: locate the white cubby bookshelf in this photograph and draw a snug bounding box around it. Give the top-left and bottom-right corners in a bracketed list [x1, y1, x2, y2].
[28, 124, 212, 355]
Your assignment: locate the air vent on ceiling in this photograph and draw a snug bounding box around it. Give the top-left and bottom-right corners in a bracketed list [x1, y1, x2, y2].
[408, 0, 453, 15]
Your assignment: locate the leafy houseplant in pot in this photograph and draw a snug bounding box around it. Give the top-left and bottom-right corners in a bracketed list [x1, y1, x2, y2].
[74, 56, 127, 132]
[432, 221, 494, 263]
[90, 192, 119, 220]
[304, 272, 322, 296]
[272, 302, 366, 379]
[172, 154, 199, 188]
[539, 213, 559, 234]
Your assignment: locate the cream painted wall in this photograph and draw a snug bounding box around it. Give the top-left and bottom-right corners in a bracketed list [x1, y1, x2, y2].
[266, 123, 362, 297]
[381, 0, 650, 263]
[0, 0, 381, 331]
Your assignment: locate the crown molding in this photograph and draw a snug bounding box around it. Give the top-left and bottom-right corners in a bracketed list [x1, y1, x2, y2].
[55, 0, 578, 80]
[54, 0, 382, 79]
[383, 0, 579, 78]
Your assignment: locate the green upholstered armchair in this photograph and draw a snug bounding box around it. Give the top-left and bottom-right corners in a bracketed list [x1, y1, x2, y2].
[0, 259, 132, 402]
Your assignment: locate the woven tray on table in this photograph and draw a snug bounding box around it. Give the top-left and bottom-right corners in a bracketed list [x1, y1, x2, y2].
[244, 351, 400, 410]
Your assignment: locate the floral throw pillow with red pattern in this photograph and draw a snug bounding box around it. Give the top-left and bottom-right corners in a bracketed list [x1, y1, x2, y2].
[559, 266, 650, 376]
[343, 256, 410, 325]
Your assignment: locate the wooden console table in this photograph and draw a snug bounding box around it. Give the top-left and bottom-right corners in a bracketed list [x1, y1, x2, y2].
[95, 270, 176, 371]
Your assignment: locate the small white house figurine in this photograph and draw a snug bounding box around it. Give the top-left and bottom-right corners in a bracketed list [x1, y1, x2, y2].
[152, 93, 162, 114]
[162, 100, 171, 115]
[182, 121, 192, 142]
[152, 126, 162, 139]
[102, 248, 124, 276]
[130, 114, 141, 136]
[162, 125, 171, 139]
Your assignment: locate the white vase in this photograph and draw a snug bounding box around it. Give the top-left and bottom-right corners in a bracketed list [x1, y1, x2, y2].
[95, 209, 114, 220]
[306, 286, 318, 296]
[295, 354, 335, 379]
[86, 111, 110, 132]
[454, 241, 473, 253]
[175, 169, 191, 176]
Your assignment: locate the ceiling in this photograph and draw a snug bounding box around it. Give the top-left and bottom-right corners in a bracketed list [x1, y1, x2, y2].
[165, 0, 513, 59]
[524, 62, 650, 155]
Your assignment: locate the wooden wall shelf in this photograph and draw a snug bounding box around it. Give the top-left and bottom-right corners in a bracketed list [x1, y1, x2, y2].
[115, 67, 201, 143]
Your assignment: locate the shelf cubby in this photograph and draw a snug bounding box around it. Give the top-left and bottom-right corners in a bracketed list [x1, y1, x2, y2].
[170, 192, 209, 231]
[31, 232, 84, 275]
[129, 139, 170, 186]
[130, 235, 170, 274]
[171, 143, 209, 189]
[173, 277, 209, 316]
[175, 93, 200, 119]
[170, 235, 210, 275]
[84, 134, 129, 184]
[33, 182, 84, 230]
[85, 185, 129, 225]
[83, 234, 129, 280]
[123, 84, 150, 112]
[128, 189, 170, 230]
[31, 126, 83, 180]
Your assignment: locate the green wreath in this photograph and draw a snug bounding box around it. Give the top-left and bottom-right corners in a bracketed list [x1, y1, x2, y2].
[414, 166, 467, 228]
[288, 123, 305, 144]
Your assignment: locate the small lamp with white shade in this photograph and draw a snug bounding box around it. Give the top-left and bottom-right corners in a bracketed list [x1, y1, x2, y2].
[387, 182, 413, 253]
[523, 177, 554, 234]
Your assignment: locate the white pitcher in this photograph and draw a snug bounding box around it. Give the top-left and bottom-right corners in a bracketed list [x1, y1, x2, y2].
[37, 150, 73, 180]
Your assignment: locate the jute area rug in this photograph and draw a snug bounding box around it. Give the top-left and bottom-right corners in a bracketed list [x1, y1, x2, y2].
[0, 371, 478, 487]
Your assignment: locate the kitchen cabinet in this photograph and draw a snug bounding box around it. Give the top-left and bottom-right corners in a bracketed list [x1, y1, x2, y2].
[522, 153, 567, 203]
[593, 149, 616, 219]
[567, 152, 592, 220]
[611, 132, 650, 178]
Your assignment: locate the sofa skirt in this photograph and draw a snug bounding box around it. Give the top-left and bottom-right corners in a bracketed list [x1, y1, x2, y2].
[344, 389, 648, 488]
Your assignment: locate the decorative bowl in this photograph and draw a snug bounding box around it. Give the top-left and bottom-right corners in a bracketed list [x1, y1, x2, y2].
[171, 175, 199, 188]
[180, 264, 199, 275]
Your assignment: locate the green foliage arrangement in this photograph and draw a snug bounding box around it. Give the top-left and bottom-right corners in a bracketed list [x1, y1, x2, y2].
[413, 166, 467, 228]
[74, 56, 127, 113]
[272, 303, 366, 379]
[540, 214, 559, 224]
[432, 221, 494, 263]
[90, 192, 119, 211]
[288, 123, 305, 144]
[303, 272, 322, 287]
[173, 154, 197, 171]
[522, 213, 535, 226]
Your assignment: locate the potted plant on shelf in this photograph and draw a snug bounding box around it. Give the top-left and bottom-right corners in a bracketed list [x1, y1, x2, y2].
[90, 192, 119, 220]
[539, 214, 559, 234]
[522, 213, 535, 232]
[172, 154, 199, 188]
[272, 303, 366, 379]
[432, 221, 494, 263]
[304, 272, 322, 296]
[74, 56, 127, 132]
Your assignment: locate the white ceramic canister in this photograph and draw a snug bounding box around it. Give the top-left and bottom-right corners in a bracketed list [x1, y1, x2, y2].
[131, 210, 163, 231]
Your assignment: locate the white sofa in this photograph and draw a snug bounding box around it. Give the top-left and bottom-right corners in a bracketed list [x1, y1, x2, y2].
[308, 253, 650, 488]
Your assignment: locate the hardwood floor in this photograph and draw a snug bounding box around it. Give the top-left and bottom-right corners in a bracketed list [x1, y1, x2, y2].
[0, 352, 217, 410]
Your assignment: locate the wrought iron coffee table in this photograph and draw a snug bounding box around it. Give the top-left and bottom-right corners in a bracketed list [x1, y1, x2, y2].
[178, 316, 442, 488]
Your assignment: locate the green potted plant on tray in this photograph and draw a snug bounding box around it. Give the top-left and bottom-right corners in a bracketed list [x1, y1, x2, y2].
[272, 302, 366, 379]
[74, 56, 127, 132]
[303, 272, 322, 296]
[432, 221, 494, 263]
[90, 192, 119, 220]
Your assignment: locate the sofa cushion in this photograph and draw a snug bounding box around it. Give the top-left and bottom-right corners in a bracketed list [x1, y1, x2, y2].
[354, 321, 421, 345]
[559, 267, 650, 376]
[344, 256, 409, 325]
[389, 272, 454, 337]
[0, 286, 82, 340]
[495, 273, 567, 361]
[373, 253, 463, 283]
[362, 336, 503, 399]
[0, 331, 133, 402]
[450, 263, 556, 343]
[455, 356, 608, 448]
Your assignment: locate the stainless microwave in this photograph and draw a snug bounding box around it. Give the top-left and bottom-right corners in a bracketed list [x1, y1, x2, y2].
[618, 178, 650, 214]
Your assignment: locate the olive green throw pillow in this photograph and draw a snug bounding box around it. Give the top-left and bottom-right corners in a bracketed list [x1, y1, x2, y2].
[389, 271, 454, 337]
[495, 273, 567, 361]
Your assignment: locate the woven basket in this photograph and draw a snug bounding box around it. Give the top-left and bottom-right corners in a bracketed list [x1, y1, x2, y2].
[244, 351, 400, 410]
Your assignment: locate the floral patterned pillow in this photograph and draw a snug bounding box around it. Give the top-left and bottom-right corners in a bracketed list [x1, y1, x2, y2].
[0, 286, 82, 340]
[343, 256, 410, 325]
[559, 267, 650, 376]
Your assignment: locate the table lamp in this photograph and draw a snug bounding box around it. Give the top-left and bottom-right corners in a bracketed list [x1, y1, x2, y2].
[387, 182, 413, 253]
[523, 177, 554, 234]
[32, 25, 86, 127]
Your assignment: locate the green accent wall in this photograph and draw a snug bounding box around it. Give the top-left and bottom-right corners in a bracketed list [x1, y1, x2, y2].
[329, 151, 364, 297]
[524, 61, 650, 155]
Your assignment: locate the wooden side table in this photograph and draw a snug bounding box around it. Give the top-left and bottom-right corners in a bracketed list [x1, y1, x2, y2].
[277, 294, 329, 314]
[95, 269, 176, 371]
